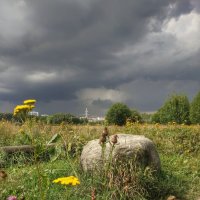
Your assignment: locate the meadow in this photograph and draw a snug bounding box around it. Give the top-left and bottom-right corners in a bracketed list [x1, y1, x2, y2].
[0, 120, 200, 200]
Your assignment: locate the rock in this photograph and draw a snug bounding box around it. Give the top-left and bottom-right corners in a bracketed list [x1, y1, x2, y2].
[167, 196, 177, 200]
[81, 134, 161, 172]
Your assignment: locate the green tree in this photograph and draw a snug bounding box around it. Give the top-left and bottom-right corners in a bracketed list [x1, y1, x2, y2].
[141, 112, 153, 123]
[151, 111, 161, 123]
[190, 91, 200, 124]
[106, 103, 131, 126]
[47, 113, 85, 125]
[0, 113, 13, 121]
[152, 94, 190, 124]
[129, 109, 142, 123]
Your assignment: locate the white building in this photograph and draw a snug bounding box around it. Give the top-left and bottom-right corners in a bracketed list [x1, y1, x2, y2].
[29, 111, 39, 116]
[87, 116, 105, 122]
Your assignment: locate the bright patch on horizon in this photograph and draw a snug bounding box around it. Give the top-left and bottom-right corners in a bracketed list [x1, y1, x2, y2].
[76, 87, 127, 103]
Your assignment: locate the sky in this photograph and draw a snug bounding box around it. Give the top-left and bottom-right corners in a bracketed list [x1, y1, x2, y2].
[0, 0, 199, 116]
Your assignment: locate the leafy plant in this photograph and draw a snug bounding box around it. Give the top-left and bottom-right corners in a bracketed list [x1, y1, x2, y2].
[152, 94, 190, 124]
[47, 113, 87, 125]
[106, 103, 132, 126]
[190, 91, 200, 124]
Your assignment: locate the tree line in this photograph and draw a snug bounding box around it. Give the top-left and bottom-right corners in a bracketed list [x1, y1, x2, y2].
[105, 91, 200, 125]
[0, 113, 87, 125]
[0, 91, 199, 125]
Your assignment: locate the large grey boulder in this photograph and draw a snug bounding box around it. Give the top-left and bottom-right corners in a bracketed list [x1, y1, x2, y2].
[81, 134, 161, 172]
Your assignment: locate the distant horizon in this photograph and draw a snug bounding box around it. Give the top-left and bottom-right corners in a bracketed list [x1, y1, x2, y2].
[0, 107, 158, 116]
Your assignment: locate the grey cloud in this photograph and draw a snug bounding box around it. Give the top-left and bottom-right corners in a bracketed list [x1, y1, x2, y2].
[2, 0, 177, 66]
[191, 0, 200, 12]
[92, 99, 113, 108]
[168, 0, 193, 17]
[0, 0, 199, 115]
[119, 79, 200, 112]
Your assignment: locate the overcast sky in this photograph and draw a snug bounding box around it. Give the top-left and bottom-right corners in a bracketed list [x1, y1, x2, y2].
[0, 0, 199, 116]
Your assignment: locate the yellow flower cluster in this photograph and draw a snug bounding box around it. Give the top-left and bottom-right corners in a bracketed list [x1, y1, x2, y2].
[52, 176, 80, 186]
[13, 99, 36, 116]
[125, 120, 134, 127]
[23, 99, 36, 105]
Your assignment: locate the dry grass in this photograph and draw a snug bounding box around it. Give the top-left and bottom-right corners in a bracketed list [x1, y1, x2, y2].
[0, 121, 200, 199]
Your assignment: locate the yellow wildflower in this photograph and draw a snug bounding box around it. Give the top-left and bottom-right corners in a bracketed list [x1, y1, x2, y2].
[23, 99, 36, 105]
[13, 100, 36, 116]
[52, 176, 80, 186]
[13, 105, 29, 115]
[18, 128, 25, 134]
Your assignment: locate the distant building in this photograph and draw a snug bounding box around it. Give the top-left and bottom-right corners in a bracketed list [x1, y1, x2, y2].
[29, 111, 39, 116]
[87, 116, 105, 122]
[79, 108, 105, 122]
[41, 114, 49, 117]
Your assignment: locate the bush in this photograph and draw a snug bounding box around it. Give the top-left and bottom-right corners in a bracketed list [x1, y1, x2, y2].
[190, 91, 200, 124]
[129, 109, 143, 123]
[105, 103, 131, 126]
[47, 113, 86, 125]
[0, 113, 13, 121]
[152, 94, 190, 124]
[140, 113, 153, 123]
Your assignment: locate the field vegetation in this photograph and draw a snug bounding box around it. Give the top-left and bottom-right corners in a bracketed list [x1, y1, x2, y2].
[0, 120, 200, 200]
[0, 93, 200, 199]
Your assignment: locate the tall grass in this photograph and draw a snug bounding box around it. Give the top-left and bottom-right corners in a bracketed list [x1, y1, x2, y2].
[0, 121, 200, 199]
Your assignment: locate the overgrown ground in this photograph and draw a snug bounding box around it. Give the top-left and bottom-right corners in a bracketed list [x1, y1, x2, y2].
[0, 121, 200, 200]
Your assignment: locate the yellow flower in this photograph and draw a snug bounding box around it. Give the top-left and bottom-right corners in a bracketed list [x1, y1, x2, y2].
[23, 99, 36, 105]
[18, 128, 25, 134]
[13, 102, 36, 116]
[52, 176, 80, 186]
[14, 105, 29, 110]
[14, 105, 29, 113]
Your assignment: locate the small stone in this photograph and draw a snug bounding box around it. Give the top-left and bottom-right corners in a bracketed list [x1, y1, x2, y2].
[167, 195, 177, 200]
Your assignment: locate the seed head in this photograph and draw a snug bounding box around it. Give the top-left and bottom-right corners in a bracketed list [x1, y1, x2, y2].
[110, 135, 118, 145]
[102, 127, 109, 137]
[99, 135, 107, 145]
[91, 188, 96, 200]
[0, 170, 7, 179]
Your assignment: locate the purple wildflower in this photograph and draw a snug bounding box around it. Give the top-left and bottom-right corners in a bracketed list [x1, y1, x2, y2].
[7, 196, 17, 200]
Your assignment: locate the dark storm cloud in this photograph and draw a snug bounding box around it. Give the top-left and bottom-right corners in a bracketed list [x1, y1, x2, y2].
[92, 99, 113, 108]
[9, 0, 169, 67]
[168, 0, 194, 17]
[191, 0, 200, 12]
[0, 0, 199, 114]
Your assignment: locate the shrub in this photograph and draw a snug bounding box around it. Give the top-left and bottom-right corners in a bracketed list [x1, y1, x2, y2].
[47, 113, 86, 125]
[129, 109, 143, 123]
[140, 113, 153, 123]
[105, 103, 131, 126]
[190, 91, 200, 124]
[152, 94, 190, 124]
[0, 113, 13, 121]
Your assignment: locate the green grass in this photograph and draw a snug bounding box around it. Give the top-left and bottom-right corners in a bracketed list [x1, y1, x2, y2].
[0, 122, 200, 199]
